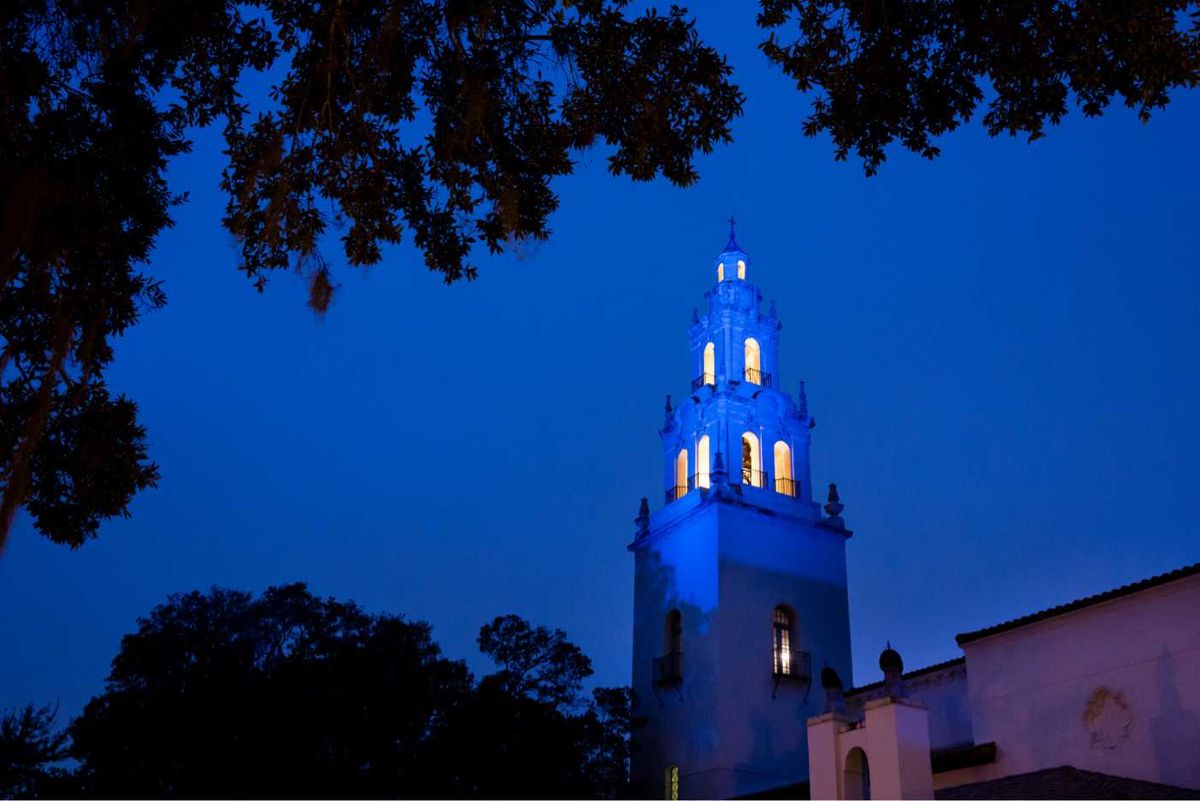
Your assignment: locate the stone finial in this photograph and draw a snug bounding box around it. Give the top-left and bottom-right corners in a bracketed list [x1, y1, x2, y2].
[692, 307, 700, 325]
[821, 666, 846, 714]
[880, 642, 907, 698]
[635, 497, 650, 538]
[824, 483, 844, 520]
[665, 394, 672, 414]
[797, 380, 808, 418]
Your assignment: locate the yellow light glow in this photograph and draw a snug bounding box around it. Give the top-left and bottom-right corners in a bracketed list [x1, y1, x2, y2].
[675, 449, 688, 496]
[717, 262, 724, 282]
[703, 342, 715, 385]
[697, 435, 710, 488]
[744, 338, 761, 384]
[737, 259, 746, 280]
[774, 606, 794, 674]
[773, 441, 793, 496]
[741, 432, 761, 487]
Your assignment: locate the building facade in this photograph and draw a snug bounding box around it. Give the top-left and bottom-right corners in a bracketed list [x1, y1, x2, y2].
[629, 228, 1200, 800]
[628, 228, 855, 799]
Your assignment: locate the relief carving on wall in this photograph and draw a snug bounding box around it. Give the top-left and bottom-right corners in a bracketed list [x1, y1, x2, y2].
[1082, 687, 1134, 751]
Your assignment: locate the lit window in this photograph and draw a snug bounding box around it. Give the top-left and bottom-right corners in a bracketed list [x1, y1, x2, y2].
[741, 432, 761, 487]
[737, 259, 746, 280]
[702, 342, 715, 385]
[665, 765, 680, 801]
[717, 262, 724, 282]
[773, 606, 795, 675]
[773, 441, 794, 496]
[744, 338, 761, 384]
[674, 449, 688, 499]
[697, 435, 710, 488]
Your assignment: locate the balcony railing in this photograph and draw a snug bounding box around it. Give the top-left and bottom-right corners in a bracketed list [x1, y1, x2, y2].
[741, 468, 766, 488]
[690, 373, 716, 391]
[772, 648, 812, 683]
[665, 485, 688, 503]
[744, 368, 773, 387]
[654, 650, 683, 687]
[774, 476, 797, 497]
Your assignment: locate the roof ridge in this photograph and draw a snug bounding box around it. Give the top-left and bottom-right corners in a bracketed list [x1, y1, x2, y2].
[956, 561, 1200, 646]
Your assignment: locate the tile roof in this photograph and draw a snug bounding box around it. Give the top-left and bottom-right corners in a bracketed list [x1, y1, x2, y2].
[846, 656, 966, 696]
[955, 562, 1200, 646]
[936, 765, 1200, 799]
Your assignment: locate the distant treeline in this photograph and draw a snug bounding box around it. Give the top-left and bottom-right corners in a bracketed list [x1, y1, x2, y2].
[0, 584, 637, 799]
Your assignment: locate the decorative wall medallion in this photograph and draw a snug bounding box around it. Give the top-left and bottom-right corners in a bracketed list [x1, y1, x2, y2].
[1082, 687, 1134, 751]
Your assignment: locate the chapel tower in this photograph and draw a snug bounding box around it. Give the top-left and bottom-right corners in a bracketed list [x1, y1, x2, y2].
[629, 225, 855, 800]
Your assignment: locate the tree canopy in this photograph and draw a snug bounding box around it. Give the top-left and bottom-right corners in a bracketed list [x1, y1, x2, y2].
[52, 584, 638, 799]
[2, 1, 1197, 551]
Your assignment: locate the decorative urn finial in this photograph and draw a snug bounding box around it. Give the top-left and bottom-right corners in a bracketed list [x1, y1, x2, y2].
[880, 642, 907, 698]
[635, 497, 650, 538]
[824, 483, 845, 528]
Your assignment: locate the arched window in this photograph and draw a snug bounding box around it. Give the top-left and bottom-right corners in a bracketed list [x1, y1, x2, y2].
[717, 262, 725, 282]
[665, 609, 682, 655]
[744, 338, 762, 384]
[737, 259, 746, 280]
[844, 748, 871, 800]
[741, 432, 761, 487]
[773, 441, 794, 496]
[773, 606, 795, 675]
[702, 342, 715, 385]
[674, 449, 688, 499]
[697, 435, 711, 488]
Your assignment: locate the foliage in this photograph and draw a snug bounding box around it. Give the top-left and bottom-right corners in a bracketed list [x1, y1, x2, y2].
[64, 584, 639, 798]
[5, 1, 1199, 551]
[0, 704, 72, 799]
[759, 1, 1200, 173]
[0, 0, 741, 552]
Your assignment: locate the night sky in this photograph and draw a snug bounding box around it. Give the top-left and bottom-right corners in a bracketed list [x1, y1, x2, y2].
[3, 3, 1199, 718]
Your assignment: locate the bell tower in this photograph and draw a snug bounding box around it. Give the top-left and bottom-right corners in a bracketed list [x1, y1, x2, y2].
[629, 224, 854, 800]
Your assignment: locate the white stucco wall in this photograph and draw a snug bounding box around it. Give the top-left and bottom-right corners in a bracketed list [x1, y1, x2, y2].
[950, 573, 1200, 791]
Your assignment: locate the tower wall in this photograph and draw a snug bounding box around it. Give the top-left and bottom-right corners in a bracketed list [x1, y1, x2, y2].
[630, 228, 854, 799]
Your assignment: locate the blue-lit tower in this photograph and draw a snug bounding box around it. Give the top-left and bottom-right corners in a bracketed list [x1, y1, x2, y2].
[629, 225, 854, 800]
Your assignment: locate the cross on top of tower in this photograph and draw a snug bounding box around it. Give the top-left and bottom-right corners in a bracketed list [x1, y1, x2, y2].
[725, 215, 740, 252]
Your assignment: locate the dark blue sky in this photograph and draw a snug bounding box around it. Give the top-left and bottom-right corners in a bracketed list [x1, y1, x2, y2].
[3, 3, 1199, 717]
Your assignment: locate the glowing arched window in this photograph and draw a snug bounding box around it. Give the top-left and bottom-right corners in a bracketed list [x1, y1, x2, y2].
[744, 338, 762, 384]
[674, 449, 688, 499]
[697, 435, 711, 488]
[774, 441, 794, 496]
[844, 748, 870, 800]
[773, 606, 795, 675]
[741, 432, 761, 487]
[717, 262, 725, 282]
[737, 259, 746, 280]
[702, 342, 715, 385]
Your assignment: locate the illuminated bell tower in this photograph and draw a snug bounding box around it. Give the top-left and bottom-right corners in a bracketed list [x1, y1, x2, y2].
[629, 224, 854, 800]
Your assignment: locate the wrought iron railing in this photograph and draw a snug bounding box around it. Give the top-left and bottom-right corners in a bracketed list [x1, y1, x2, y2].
[772, 648, 812, 682]
[691, 472, 711, 491]
[744, 368, 773, 387]
[690, 373, 716, 391]
[775, 476, 797, 497]
[665, 485, 688, 503]
[741, 468, 766, 488]
[654, 650, 683, 687]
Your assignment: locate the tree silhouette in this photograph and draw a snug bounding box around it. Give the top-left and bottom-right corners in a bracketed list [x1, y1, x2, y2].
[4, 2, 1197, 550]
[759, 1, 1200, 174]
[0, 704, 71, 799]
[0, 0, 741, 552]
[65, 584, 638, 798]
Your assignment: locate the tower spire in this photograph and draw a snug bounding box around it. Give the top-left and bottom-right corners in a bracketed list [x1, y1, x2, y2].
[726, 215, 740, 252]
